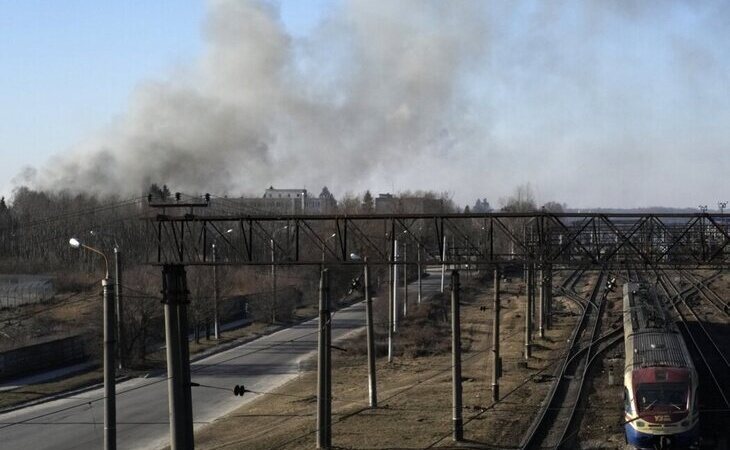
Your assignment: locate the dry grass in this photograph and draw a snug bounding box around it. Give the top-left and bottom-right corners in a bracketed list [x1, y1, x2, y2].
[193, 274, 582, 449]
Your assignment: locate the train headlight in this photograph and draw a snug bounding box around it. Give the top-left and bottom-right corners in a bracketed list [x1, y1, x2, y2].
[636, 421, 646, 428]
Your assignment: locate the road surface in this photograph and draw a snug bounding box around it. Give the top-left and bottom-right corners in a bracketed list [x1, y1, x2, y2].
[0, 268, 449, 449]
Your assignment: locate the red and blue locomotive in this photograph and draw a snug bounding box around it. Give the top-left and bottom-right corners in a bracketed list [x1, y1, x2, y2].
[623, 282, 700, 449]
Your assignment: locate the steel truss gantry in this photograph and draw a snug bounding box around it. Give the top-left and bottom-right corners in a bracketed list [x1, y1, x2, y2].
[145, 211, 730, 269]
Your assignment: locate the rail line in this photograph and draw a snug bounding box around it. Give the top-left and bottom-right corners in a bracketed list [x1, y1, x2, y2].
[677, 269, 729, 317]
[519, 270, 606, 450]
[654, 271, 730, 408]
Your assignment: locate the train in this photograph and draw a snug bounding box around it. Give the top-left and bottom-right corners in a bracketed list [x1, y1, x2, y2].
[623, 282, 700, 449]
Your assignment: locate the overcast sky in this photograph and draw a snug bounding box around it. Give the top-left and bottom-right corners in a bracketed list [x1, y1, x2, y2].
[1, 1, 728, 209]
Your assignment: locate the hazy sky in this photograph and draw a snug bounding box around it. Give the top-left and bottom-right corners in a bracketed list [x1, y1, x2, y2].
[1, 1, 729, 208]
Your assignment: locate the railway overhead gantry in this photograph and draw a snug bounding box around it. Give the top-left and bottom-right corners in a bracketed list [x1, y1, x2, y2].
[145, 209, 730, 270]
[143, 206, 730, 448]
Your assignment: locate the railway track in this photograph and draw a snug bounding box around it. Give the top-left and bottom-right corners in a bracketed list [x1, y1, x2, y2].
[677, 269, 729, 317]
[655, 270, 730, 446]
[519, 270, 607, 450]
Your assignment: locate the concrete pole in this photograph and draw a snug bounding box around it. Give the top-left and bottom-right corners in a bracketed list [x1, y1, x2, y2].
[270, 239, 277, 323]
[177, 295, 194, 447]
[388, 247, 393, 363]
[452, 235, 456, 269]
[162, 265, 193, 450]
[393, 239, 399, 332]
[417, 244, 422, 304]
[114, 247, 125, 370]
[102, 278, 117, 450]
[545, 264, 553, 330]
[212, 244, 220, 339]
[402, 243, 408, 317]
[317, 268, 332, 449]
[450, 270, 463, 442]
[530, 263, 537, 332]
[538, 266, 545, 339]
[492, 266, 501, 402]
[363, 260, 377, 408]
[525, 263, 532, 360]
[440, 235, 447, 293]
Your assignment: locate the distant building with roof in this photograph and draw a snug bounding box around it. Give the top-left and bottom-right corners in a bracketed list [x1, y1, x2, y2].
[220, 187, 335, 215]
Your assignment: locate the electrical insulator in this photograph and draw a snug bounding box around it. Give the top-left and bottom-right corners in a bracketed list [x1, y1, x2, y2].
[233, 385, 246, 396]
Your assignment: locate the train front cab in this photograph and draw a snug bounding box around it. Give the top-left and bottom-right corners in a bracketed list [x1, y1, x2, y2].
[624, 368, 699, 449]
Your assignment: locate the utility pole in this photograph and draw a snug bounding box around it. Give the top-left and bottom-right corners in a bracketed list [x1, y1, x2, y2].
[492, 266, 501, 402]
[393, 239, 399, 332]
[363, 259, 377, 408]
[417, 244, 422, 304]
[440, 235, 447, 293]
[545, 264, 552, 330]
[402, 242, 408, 317]
[212, 244, 220, 339]
[450, 270, 463, 442]
[162, 264, 194, 450]
[102, 278, 117, 450]
[317, 268, 332, 449]
[524, 262, 532, 359]
[270, 239, 277, 323]
[114, 247, 125, 370]
[388, 240, 393, 363]
[538, 266, 545, 339]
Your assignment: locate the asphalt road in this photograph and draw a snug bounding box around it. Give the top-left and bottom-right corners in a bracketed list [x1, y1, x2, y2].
[0, 268, 448, 449]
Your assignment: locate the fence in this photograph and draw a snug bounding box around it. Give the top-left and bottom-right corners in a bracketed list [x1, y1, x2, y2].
[0, 274, 55, 308]
[0, 334, 88, 381]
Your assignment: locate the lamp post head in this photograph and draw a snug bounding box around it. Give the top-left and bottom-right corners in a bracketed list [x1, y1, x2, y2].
[350, 253, 361, 261]
[69, 238, 81, 249]
[225, 228, 233, 233]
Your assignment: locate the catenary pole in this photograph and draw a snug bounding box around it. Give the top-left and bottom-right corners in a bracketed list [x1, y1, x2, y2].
[212, 244, 220, 339]
[388, 239, 394, 363]
[393, 239, 399, 332]
[363, 259, 377, 407]
[524, 262, 532, 359]
[492, 265, 501, 401]
[451, 270, 463, 442]
[440, 235, 447, 292]
[114, 247, 125, 370]
[102, 278, 117, 450]
[417, 243, 422, 304]
[402, 242, 408, 317]
[162, 265, 194, 450]
[317, 268, 332, 448]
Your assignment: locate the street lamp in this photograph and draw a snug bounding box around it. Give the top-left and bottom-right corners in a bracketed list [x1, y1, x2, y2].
[321, 233, 337, 262]
[270, 226, 288, 323]
[69, 237, 116, 450]
[89, 230, 126, 370]
[211, 228, 233, 339]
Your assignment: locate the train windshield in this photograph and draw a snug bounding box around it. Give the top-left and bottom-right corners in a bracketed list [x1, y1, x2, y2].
[636, 383, 688, 412]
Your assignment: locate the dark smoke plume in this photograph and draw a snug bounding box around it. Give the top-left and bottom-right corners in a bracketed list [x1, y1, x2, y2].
[32, 0, 489, 197]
